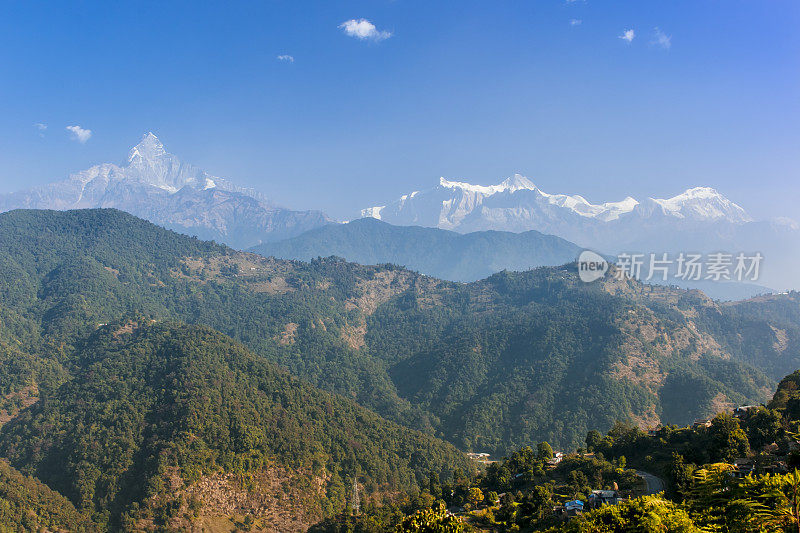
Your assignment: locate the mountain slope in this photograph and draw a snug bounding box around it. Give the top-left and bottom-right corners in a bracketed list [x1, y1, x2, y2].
[361, 175, 799, 290]
[0, 303, 68, 423]
[0, 133, 332, 247]
[252, 218, 583, 282]
[717, 292, 800, 379]
[0, 209, 797, 454]
[0, 459, 95, 531]
[363, 268, 778, 451]
[0, 322, 471, 530]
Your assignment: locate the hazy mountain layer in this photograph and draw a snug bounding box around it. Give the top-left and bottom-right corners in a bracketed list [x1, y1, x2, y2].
[252, 218, 583, 282]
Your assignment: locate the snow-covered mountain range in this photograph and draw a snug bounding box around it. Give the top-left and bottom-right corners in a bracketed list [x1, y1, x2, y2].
[362, 174, 752, 230]
[0, 133, 331, 248]
[361, 175, 799, 291]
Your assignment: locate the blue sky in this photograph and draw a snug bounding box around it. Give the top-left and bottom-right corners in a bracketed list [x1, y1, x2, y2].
[0, 0, 798, 221]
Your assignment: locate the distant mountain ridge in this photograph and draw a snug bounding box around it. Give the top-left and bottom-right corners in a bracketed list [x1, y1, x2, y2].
[0, 133, 332, 248]
[251, 218, 584, 282]
[359, 174, 799, 290]
[251, 219, 773, 300]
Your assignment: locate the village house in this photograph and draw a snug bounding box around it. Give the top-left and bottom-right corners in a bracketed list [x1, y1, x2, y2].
[733, 405, 757, 419]
[466, 452, 492, 464]
[587, 490, 623, 509]
[553, 499, 584, 519]
[732, 458, 754, 478]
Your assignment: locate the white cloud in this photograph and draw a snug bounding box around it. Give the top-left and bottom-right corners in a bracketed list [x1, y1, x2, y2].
[277, 54, 294, 62]
[570, 19, 582, 26]
[339, 19, 392, 42]
[34, 123, 47, 131]
[618, 29, 635, 43]
[651, 27, 671, 49]
[66, 125, 92, 144]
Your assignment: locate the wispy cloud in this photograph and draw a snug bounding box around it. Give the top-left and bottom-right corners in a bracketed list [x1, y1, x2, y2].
[618, 29, 635, 43]
[276, 54, 295, 63]
[66, 125, 92, 144]
[339, 19, 392, 42]
[651, 27, 671, 49]
[34, 123, 47, 137]
[570, 19, 582, 26]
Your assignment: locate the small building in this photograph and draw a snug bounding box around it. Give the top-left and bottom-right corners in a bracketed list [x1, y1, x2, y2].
[553, 501, 585, 520]
[548, 452, 564, 466]
[564, 500, 584, 516]
[732, 458, 754, 478]
[761, 461, 788, 475]
[588, 490, 622, 508]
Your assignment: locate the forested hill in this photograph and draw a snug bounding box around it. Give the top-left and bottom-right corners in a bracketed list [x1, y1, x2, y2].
[251, 217, 582, 282]
[0, 322, 470, 530]
[0, 209, 798, 457]
[0, 459, 93, 531]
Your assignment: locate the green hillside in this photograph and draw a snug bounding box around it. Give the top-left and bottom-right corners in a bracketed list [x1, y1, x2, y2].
[717, 292, 800, 378]
[0, 209, 797, 455]
[0, 322, 470, 530]
[0, 459, 95, 531]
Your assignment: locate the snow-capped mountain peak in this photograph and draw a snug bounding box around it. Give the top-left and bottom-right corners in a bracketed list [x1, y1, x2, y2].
[128, 132, 166, 163]
[438, 176, 509, 196]
[0, 132, 332, 248]
[500, 174, 537, 192]
[438, 173, 537, 195]
[123, 132, 209, 193]
[648, 186, 752, 223]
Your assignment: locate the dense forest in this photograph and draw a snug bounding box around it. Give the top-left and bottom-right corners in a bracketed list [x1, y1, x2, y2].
[0, 209, 796, 454]
[0, 322, 470, 529]
[0, 459, 93, 531]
